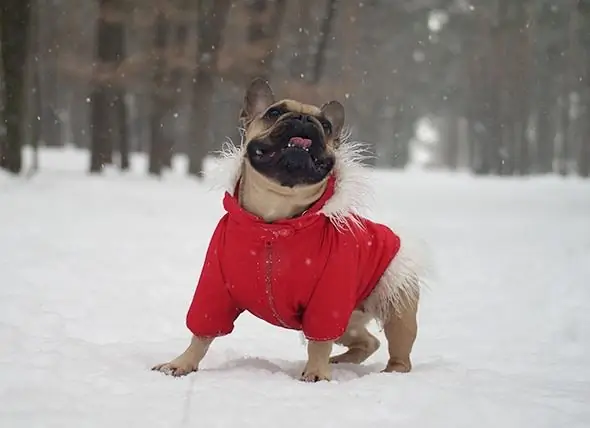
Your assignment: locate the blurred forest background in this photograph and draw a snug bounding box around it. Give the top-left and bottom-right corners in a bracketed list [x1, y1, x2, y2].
[0, 0, 589, 177]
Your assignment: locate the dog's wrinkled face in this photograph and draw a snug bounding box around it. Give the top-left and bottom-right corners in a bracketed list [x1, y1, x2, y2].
[240, 79, 345, 188]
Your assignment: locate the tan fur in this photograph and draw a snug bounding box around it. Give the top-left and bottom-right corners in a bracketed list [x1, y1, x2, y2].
[301, 340, 333, 382]
[239, 162, 328, 222]
[152, 79, 421, 381]
[242, 99, 333, 146]
[238, 98, 338, 222]
[329, 310, 381, 364]
[152, 336, 213, 377]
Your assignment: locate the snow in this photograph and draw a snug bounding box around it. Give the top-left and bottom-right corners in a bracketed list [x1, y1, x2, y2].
[1, 147, 590, 428]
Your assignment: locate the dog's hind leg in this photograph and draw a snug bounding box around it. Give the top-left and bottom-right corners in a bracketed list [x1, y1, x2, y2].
[381, 300, 417, 373]
[329, 310, 380, 364]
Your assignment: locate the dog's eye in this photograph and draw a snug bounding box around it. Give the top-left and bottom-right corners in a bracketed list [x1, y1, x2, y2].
[265, 108, 282, 119]
[321, 120, 332, 134]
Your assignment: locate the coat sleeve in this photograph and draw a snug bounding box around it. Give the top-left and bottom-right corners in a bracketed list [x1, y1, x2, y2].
[186, 219, 242, 338]
[301, 244, 358, 341]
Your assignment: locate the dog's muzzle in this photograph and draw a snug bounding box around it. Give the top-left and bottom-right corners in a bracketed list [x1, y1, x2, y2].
[246, 115, 335, 187]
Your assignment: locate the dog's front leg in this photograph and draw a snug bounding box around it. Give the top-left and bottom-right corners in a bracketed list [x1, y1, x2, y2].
[301, 340, 333, 382]
[152, 335, 214, 377]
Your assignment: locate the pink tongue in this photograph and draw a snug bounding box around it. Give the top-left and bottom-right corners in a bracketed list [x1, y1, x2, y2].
[290, 137, 312, 149]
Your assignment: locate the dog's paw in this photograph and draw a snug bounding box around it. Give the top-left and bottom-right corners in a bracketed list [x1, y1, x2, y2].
[329, 348, 372, 365]
[151, 360, 197, 377]
[381, 359, 411, 373]
[300, 366, 331, 382]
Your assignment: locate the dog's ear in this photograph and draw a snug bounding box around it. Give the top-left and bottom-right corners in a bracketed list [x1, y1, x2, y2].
[320, 101, 345, 139]
[240, 78, 275, 124]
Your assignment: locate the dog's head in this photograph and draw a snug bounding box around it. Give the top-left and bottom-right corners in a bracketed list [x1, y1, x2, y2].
[239, 79, 345, 188]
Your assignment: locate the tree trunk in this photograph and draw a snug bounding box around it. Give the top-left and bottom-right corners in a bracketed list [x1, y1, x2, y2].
[115, 94, 129, 170]
[27, 0, 41, 174]
[149, 11, 168, 176]
[557, 88, 571, 176]
[90, 87, 111, 173]
[556, 5, 579, 176]
[161, 0, 192, 169]
[516, 1, 532, 176]
[310, 0, 338, 84]
[474, 13, 497, 175]
[30, 67, 42, 173]
[245, 0, 287, 80]
[390, 104, 414, 169]
[89, 0, 125, 174]
[488, 12, 504, 176]
[36, 2, 61, 147]
[577, 0, 590, 177]
[289, 0, 313, 80]
[187, 0, 232, 177]
[532, 3, 562, 174]
[580, 108, 590, 177]
[442, 115, 459, 170]
[534, 92, 556, 174]
[0, 0, 31, 174]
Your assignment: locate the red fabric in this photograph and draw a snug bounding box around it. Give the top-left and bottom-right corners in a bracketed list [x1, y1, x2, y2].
[186, 176, 401, 341]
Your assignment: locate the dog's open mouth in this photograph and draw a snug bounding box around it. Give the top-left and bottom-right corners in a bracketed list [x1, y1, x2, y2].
[246, 132, 335, 187]
[286, 137, 312, 151]
[252, 136, 318, 161]
[280, 136, 319, 167]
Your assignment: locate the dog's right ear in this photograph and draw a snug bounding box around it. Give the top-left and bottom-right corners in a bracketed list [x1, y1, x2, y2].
[239, 78, 275, 125]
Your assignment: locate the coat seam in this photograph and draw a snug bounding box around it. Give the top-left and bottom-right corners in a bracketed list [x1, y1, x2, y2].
[264, 241, 291, 329]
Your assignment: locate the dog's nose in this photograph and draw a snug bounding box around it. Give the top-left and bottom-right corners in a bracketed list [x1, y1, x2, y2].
[293, 114, 313, 123]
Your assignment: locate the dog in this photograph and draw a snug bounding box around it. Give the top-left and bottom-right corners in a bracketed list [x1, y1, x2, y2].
[152, 78, 426, 382]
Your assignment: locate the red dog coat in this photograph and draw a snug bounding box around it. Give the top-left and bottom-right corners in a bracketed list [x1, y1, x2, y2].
[186, 176, 401, 341]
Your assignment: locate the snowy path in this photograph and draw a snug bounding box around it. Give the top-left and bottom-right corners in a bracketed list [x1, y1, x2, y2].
[1, 149, 589, 427]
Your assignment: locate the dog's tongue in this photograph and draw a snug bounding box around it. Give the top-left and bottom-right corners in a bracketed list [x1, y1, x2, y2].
[290, 137, 312, 149]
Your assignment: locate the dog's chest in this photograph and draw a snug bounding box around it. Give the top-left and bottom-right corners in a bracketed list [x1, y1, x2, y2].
[221, 229, 328, 330]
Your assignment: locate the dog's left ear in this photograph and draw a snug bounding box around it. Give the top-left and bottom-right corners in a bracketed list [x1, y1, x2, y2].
[321, 101, 345, 140]
[240, 78, 275, 125]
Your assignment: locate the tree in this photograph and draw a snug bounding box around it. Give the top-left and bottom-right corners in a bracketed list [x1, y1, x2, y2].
[310, 0, 337, 84]
[578, 0, 590, 176]
[187, 0, 232, 177]
[36, 2, 62, 148]
[0, 0, 32, 174]
[244, 0, 287, 81]
[89, 0, 127, 173]
[148, 10, 168, 176]
[25, 0, 41, 174]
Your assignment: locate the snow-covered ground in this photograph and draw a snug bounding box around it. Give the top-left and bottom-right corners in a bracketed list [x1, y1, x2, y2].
[1, 147, 589, 428]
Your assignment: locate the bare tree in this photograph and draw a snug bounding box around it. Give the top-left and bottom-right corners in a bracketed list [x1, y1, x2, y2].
[36, 2, 62, 148]
[187, 0, 232, 177]
[148, 10, 169, 176]
[244, 0, 286, 80]
[89, 0, 127, 173]
[310, 0, 337, 84]
[288, 0, 313, 80]
[579, 0, 590, 177]
[161, 0, 192, 168]
[0, 0, 32, 174]
[26, 0, 41, 174]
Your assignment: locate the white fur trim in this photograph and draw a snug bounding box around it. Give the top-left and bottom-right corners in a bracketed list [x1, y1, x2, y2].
[362, 231, 433, 325]
[204, 129, 374, 231]
[205, 133, 246, 195]
[318, 139, 373, 231]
